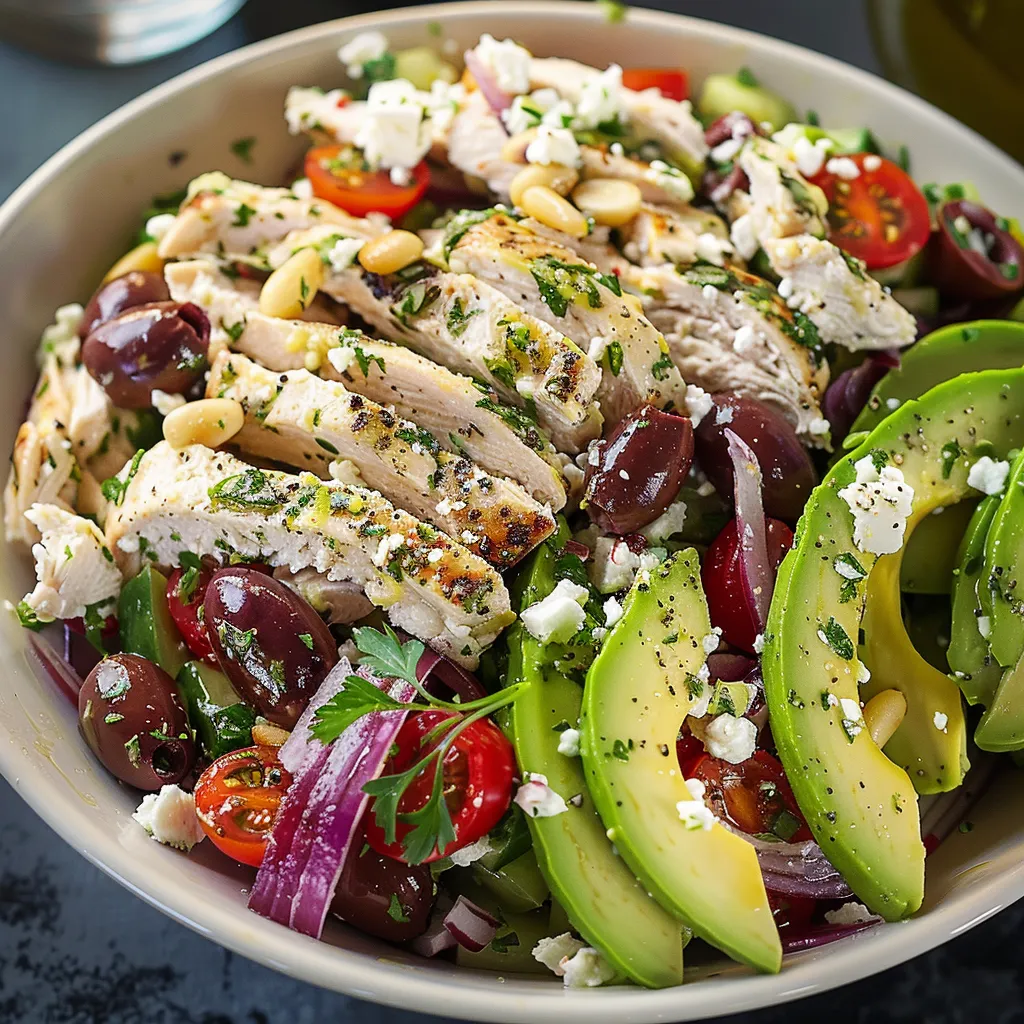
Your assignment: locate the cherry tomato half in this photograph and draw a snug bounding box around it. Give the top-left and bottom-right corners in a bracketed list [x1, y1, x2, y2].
[194, 745, 293, 867]
[166, 566, 218, 665]
[809, 152, 930, 270]
[365, 710, 516, 864]
[688, 750, 812, 842]
[304, 144, 430, 220]
[621, 68, 689, 102]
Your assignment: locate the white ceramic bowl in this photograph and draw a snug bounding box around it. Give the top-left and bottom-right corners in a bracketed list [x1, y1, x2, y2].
[3, 4, 1024, 1020]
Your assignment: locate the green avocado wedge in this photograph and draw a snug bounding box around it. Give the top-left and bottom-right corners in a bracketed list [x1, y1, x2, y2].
[848, 320, 1024, 440]
[899, 499, 976, 594]
[506, 545, 685, 989]
[765, 368, 1024, 921]
[581, 551, 781, 975]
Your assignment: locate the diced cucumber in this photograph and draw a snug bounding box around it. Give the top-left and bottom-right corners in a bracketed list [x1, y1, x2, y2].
[472, 850, 549, 913]
[394, 46, 457, 90]
[697, 70, 796, 131]
[479, 808, 533, 872]
[118, 565, 188, 678]
[177, 661, 255, 759]
[826, 127, 879, 154]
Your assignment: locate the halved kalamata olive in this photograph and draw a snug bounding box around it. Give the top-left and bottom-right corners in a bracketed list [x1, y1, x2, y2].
[78, 271, 171, 339]
[932, 200, 1024, 303]
[331, 831, 435, 942]
[82, 300, 210, 408]
[822, 355, 894, 442]
[583, 404, 694, 535]
[694, 393, 817, 523]
[79, 653, 195, 790]
[204, 568, 337, 729]
[704, 111, 763, 149]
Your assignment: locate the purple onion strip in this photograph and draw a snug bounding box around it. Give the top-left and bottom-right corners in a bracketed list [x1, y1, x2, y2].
[443, 895, 500, 952]
[463, 49, 513, 117]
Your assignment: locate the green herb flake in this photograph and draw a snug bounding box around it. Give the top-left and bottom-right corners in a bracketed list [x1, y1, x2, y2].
[233, 202, 257, 227]
[15, 600, 45, 631]
[941, 440, 964, 479]
[299, 633, 314, 650]
[386, 893, 410, 922]
[735, 67, 759, 88]
[230, 136, 257, 163]
[101, 449, 145, 506]
[605, 341, 624, 376]
[817, 616, 854, 660]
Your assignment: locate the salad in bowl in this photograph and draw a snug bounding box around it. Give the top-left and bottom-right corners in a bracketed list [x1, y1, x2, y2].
[9, 23, 1024, 991]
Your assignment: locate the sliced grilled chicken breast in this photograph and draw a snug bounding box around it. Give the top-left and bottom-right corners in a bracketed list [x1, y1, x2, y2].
[620, 203, 734, 267]
[208, 351, 555, 568]
[104, 442, 514, 665]
[577, 147, 697, 207]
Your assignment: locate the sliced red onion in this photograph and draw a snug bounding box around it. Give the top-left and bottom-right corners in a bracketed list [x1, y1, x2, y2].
[27, 632, 83, 706]
[249, 658, 416, 938]
[735, 829, 853, 900]
[443, 895, 500, 952]
[781, 916, 881, 953]
[463, 49, 513, 117]
[411, 896, 458, 957]
[417, 648, 488, 703]
[725, 428, 773, 631]
[922, 754, 995, 854]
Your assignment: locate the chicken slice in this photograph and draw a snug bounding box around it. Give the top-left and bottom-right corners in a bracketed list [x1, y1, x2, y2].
[165, 261, 567, 508]
[447, 212, 686, 423]
[620, 203, 734, 268]
[104, 442, 514, 665]
[272, 566, 374, 624]
[763, 234, 917, 352]
[577, 147, 697, 207]
[20, 504, 121, 622]
[447, 90, 523, 198]
[208, 351, 555, 568]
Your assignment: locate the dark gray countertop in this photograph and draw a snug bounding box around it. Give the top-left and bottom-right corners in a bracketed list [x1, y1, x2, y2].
[1, 3, 1022, 1022]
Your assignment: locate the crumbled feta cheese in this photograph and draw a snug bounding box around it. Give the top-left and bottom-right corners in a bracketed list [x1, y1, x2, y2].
[863, 154, 882, 172]
[560, 946, 615, 989]
[292, 177, 314, 200]
[753, 632, 765, 654]
[525, 125, 582, 168]
[338, 30, 388, 78]
[145, 213, 177, 242]
[514, 772, 568, 817]
[603, 596, 623, 628]
[732, 324, 757, 355]
[326, 236, 365, 273]
[639, 546, 666, 572]
[857, 661, 871, 685]
[730, 213, 759, 261]
[703, 713, 757, 764]
[354, 79, 432, 173]
[589, 537, 640, 593]
[133, 785, 205, 851]
[448, 836, 493, 867]
[933, 711, 949, 732]
[435, 496, 453, 516]
[715, 404, 734, 425]
[575, 64, 624, 130]
[839, 697, 864, 738]
[327, 344, 356, 374]
[885, 397, 901, 410]
[838, 459, 915, 555]
[701, 627, 723, 655]
[151, 389, 186, 416]
[684, 384, 714, 427]
[533, 933, 585, 975]
[701, 283, 719, 302]
[823, 690, 840, 708]
[824, 901, 875, 926]
[389, 167, 411, 186]
[777, 277, 794, 300]
[647, 159, 694, 201]
[967, 455, 1010, 496]
[639, 500, 687, 542]
[521, 579, 589, 644]
[695, 232, 733, 266]
[807, 416, 832, 438]
[587, 335, 609, 362]
[825, 156, 861, 179]
[472, 34, 532, 95]
[977, 614, 992, 639]
[557, 727, 581, 757]
[792, 135, 833, 178]
[710, 137, 744, 164]
[427, 547, 444, 563]
[676, 776, 716, 831]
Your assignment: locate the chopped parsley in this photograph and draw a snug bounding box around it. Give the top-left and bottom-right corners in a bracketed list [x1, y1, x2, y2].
[445, 297, 481, 338]
[817, 616, 854, 660]
[232, 202, 257, 227]
[101, 449, 145, 506]
[230, 136, 257, 163]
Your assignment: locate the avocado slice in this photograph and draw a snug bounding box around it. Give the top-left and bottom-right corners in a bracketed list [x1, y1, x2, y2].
[581, 551, 781, 974]
[471, 850, 549, 914]
[899, 499, 976, 594]
[848, 319, 1024, 439]
[506, 545, 684, 989]
[860, 510, 969, 794]
[948, 495, 1002, 706]
[765, 368, 1024, 920]
[176, 660, 255, 759]
[975, 652, 1024, 752]
[118, 565, 188, 678]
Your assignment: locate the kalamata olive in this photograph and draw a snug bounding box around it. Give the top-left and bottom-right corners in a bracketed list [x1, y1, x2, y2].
[932, 200, 1024, 303]
[822, 355, 893, 442]
[331, 833, 435, 942]
[694, 392, 817, 523]
[706, 652, 755, 682]
[704, 111, 763, 149]
[583, 404, 694, 535]
[204, 567, 337, 729]
[78, 271, 171, 339]
[82, 300, 210, 408]
[78, 653, 196, 790]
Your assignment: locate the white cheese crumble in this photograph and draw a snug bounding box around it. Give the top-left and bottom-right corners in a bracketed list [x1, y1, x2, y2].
[933, 711, 949, 733]
[575, 64, 624, 130]
[967, 455, 1009, 496]
[354, 79, 432, 174]
[589, 537, 640, 593]
[338, 30, 388, 78]
[703, 713, 757, 764]
[733, 324, 757, 355]
[557, 727, 581, 757]
[715, 404, 735, 425]
[521, 579, 589, 644]
[292, 177, 314, 200]
[857, 661, 871, 685]
[730, 213, 759, 261]
[472, 34, 532, 95]
[326, 344, 356, 374]
[701, 627, 723, 655]
[777, 276, 794, 300]
[807, 416, 832, 438]
[151, 389, 186, 416]
[676, 776, 716, 831]
[863, 154, 882, 172]
[701, 283, 719, 302]
[838, 456, 915, 556]
[695, 232, 734, 266]
[824, 901, 875, 926]
[145, 213, 177, 242]
[533, 933, 585, 976]
[825, 156, 861, 180]
[132, 785, 206, 851]
[711, 136, 744, 164]
[326, 236, 365, 273]
[885, 397, 901, 411]
[976, 613, 992, 639]
[753, 632, 765, 654]
[603, 596, 623, 628]
[514, 772, 568, 818]
[560, 947, 615, 989]
[525, 125, 582, 168]
[684, 384, 714, 427]
[791, 135, 833, 178]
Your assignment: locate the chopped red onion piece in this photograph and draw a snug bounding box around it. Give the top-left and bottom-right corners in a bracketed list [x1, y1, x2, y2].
[27, 632, 83, 706]
[463, 49, 513, 117]
[732, 827, 853, 900]
[417, 648, 488, 703]
[443, 895, 500, 953]
[562, 539, 591, 560]
[781, 916, 881, 953]
[410, 900, 459, 958]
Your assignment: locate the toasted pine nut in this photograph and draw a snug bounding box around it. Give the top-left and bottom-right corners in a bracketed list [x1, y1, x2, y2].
[572, 178, 644, 227]
[862, 688, 907, 748]
[259, 247, 324, 319]
[500, 129, 538, 164]
[510, 164, 580, 207]
[358, 230, 424, 275]
[252, 720, 291, 747]
[102, 241, 165, 284]
[163, 398, 245, 450]
[520, 185, 589, 239]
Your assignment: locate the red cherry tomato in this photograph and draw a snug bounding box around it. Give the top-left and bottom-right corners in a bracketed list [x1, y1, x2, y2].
[304, 144, 430, 220]
[166, 566, 218, 664]
[365, 709, 516, 864]
[701, 517, 794, 653]
[675, 729, 705, 777]
[621, 68, 689, 102]
[809, 152, 930, 270]
[688, 750, 812, 842]
[194, 745, 292, 867]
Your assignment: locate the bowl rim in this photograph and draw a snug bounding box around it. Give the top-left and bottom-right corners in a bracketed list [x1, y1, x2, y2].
[4, 4, 1024, 1020]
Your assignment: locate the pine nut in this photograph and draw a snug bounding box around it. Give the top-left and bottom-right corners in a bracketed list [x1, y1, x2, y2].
[510, 164, 580, 208]
[162, 398, 245, 450]
[102, 241, 165, 284]
[259, 247, 324, 319]
[862, 688, 907, 748]
[358, 230, 424, 275]
[520, 185, 589, 239]
[252, 720, 291, 747]
[572, 178, 644, 227]
[500, 129, 537, 163]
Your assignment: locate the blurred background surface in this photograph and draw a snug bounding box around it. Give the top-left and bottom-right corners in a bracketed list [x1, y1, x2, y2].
[2, 3, 1023, 1023]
